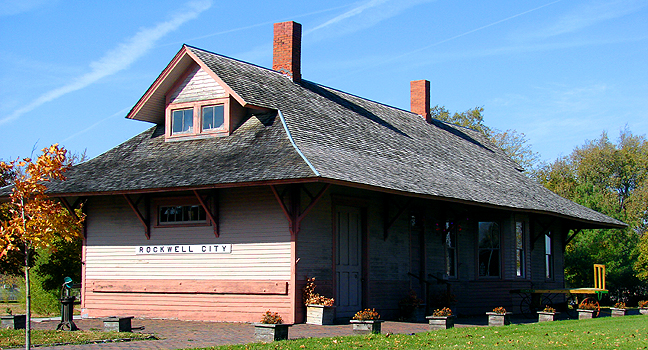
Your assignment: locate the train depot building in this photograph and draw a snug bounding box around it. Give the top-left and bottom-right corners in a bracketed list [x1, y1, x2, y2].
[23, 21, 623, 323]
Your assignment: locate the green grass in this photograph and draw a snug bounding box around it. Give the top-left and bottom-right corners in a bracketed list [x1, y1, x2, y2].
[202, 316, 648, 350]
[0, 329, 154, 348]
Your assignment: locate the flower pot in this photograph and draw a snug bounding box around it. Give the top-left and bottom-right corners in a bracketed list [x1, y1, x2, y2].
[253, 323, 292, 342]
[610, 308, 627, 317]
[350, 319, 383, 334]
[427, 315, 455, 330]
[306, 304, 335, 325]
[639, 308, 648, 315]
[537, 311, 559, 322]
[1, 314, 26, 330]
[577, 309, 595, 320]
[486, 312, 511, 326]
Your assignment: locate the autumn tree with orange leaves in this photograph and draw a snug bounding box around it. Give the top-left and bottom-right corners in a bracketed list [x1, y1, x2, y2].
[0, 144, 85, 349]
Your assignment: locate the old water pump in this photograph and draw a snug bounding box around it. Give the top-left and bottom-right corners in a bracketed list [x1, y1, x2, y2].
[56, 277, 78, 331]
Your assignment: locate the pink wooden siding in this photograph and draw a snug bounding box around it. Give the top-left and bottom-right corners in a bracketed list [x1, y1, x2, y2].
[82, 186, 294, 322]
[168, 65, 226, 104]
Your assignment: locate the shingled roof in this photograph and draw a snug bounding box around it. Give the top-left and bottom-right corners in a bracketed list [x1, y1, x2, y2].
[4, 44, 624, 229]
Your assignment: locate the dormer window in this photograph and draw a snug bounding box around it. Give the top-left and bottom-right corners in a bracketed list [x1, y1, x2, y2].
[172, 108, 194, 134]
[202, 105, 224, 131]
[165, 98, 232, 140]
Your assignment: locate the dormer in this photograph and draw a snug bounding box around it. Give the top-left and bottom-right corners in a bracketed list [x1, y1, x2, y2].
[164, 63, 244, 141]
[125, 45, 248, 141]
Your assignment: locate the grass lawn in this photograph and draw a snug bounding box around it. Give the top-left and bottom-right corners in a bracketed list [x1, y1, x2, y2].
[0, 329, 154, 348]
[204, 315, 648, 350]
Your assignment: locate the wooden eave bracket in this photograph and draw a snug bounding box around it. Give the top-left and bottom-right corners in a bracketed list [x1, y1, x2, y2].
[193, 189, 219, 237]
[530, 217, 556, 250]
[564, 228, 582, 247]
[383, 196, 413, 241]
[123, 194, 150, 240]
[271, 184, 330, 238]
[58, 197, 87, 237]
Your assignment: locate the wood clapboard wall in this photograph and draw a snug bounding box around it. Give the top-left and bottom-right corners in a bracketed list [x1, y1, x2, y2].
[168, 64, 226, 104]
[82, 187, 293, 322]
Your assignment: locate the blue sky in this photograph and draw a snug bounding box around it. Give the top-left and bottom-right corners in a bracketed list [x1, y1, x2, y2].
[1, 0, 646, 164]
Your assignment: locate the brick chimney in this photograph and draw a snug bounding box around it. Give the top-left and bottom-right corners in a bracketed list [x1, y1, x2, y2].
[410, 80, 431, 122]
[273, 21, 302, 82]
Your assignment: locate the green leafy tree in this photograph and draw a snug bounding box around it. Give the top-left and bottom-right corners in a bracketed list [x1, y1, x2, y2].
[0, 144, 85, 350]
[535, 129, 648, 293]
[431, 105, 540, 173]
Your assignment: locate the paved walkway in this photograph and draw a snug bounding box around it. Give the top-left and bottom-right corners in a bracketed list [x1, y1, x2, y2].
[25, 317, 498, 350]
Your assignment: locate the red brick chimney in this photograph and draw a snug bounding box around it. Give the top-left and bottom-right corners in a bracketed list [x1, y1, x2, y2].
[273, 21, 302, 82]
[410, 80, 431, 122]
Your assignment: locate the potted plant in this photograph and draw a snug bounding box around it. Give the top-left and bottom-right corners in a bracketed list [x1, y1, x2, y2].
[577, 300, 598, 319]
[350, 308, 383, 334]
[537, 305, 559, 322]
[486, 307, 511, 326]
[303, 277, 335, 325]
[398, 290, 426, 322]
[427, 307, 455, 330]
[610, 302, 627, 317]
[638, 300, 648, 315]
[254, 311, 292, 342]
[1, 308, 26, 330]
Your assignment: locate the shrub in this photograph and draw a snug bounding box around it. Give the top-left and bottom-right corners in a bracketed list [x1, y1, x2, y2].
[260, 310, 283, 324]
[353, 308, 380, 321]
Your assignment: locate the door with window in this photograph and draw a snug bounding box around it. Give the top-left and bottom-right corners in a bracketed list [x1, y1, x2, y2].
[335, 206, 363, 317]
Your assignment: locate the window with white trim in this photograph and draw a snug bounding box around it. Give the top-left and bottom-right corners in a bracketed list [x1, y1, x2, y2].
[515, 221, 525, 278]
[545, 232, 553, 279]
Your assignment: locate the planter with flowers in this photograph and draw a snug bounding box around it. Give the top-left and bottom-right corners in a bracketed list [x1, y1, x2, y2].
[350, 309, 383, 334]
[426, 307, 455, 330]
[303, 277, 335, 325]
[486, 307, 511, 326]
[254, 311, 292, 342]
[537, 305, 559, 322]
[577, 299, 598, 320]
[1, 308, 26, 330]
[639, 300, 648, 315]
[610, 302, 627, 317]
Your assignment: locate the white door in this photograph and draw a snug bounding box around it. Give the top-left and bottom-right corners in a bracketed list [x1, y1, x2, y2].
[336, 206, 362, 317]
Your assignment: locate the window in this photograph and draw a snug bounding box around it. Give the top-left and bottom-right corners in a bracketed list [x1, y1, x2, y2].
[545, 232, 553, 279]
[159, 205, 206, 224]
[172, 108, 193, 134]
[515, 221, 525, 277]
[165, 98, 230, 140]
[478, 222, 500, 277]
[202, 105, 224, 130]
[445, 221, 457, 278]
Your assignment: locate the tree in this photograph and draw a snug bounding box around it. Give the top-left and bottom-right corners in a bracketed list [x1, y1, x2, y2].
[0, 144, 85, 349]
[431, 105, 540, 173]
[535, 129, 648, 296]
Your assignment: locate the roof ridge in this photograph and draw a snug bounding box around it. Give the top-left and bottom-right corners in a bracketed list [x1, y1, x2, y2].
[185, 45, 289, 80]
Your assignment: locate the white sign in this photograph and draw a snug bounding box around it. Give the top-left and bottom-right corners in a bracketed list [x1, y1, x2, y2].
[136, 244, 232, 255]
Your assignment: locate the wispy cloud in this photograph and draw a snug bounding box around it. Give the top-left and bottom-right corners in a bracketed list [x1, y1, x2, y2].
[0, 0, 212, 126]
[0, 0, 49, 16]
[321, 0, 562, 83]
[306, 0, 434, 38]
[516, 0, 647, 40]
